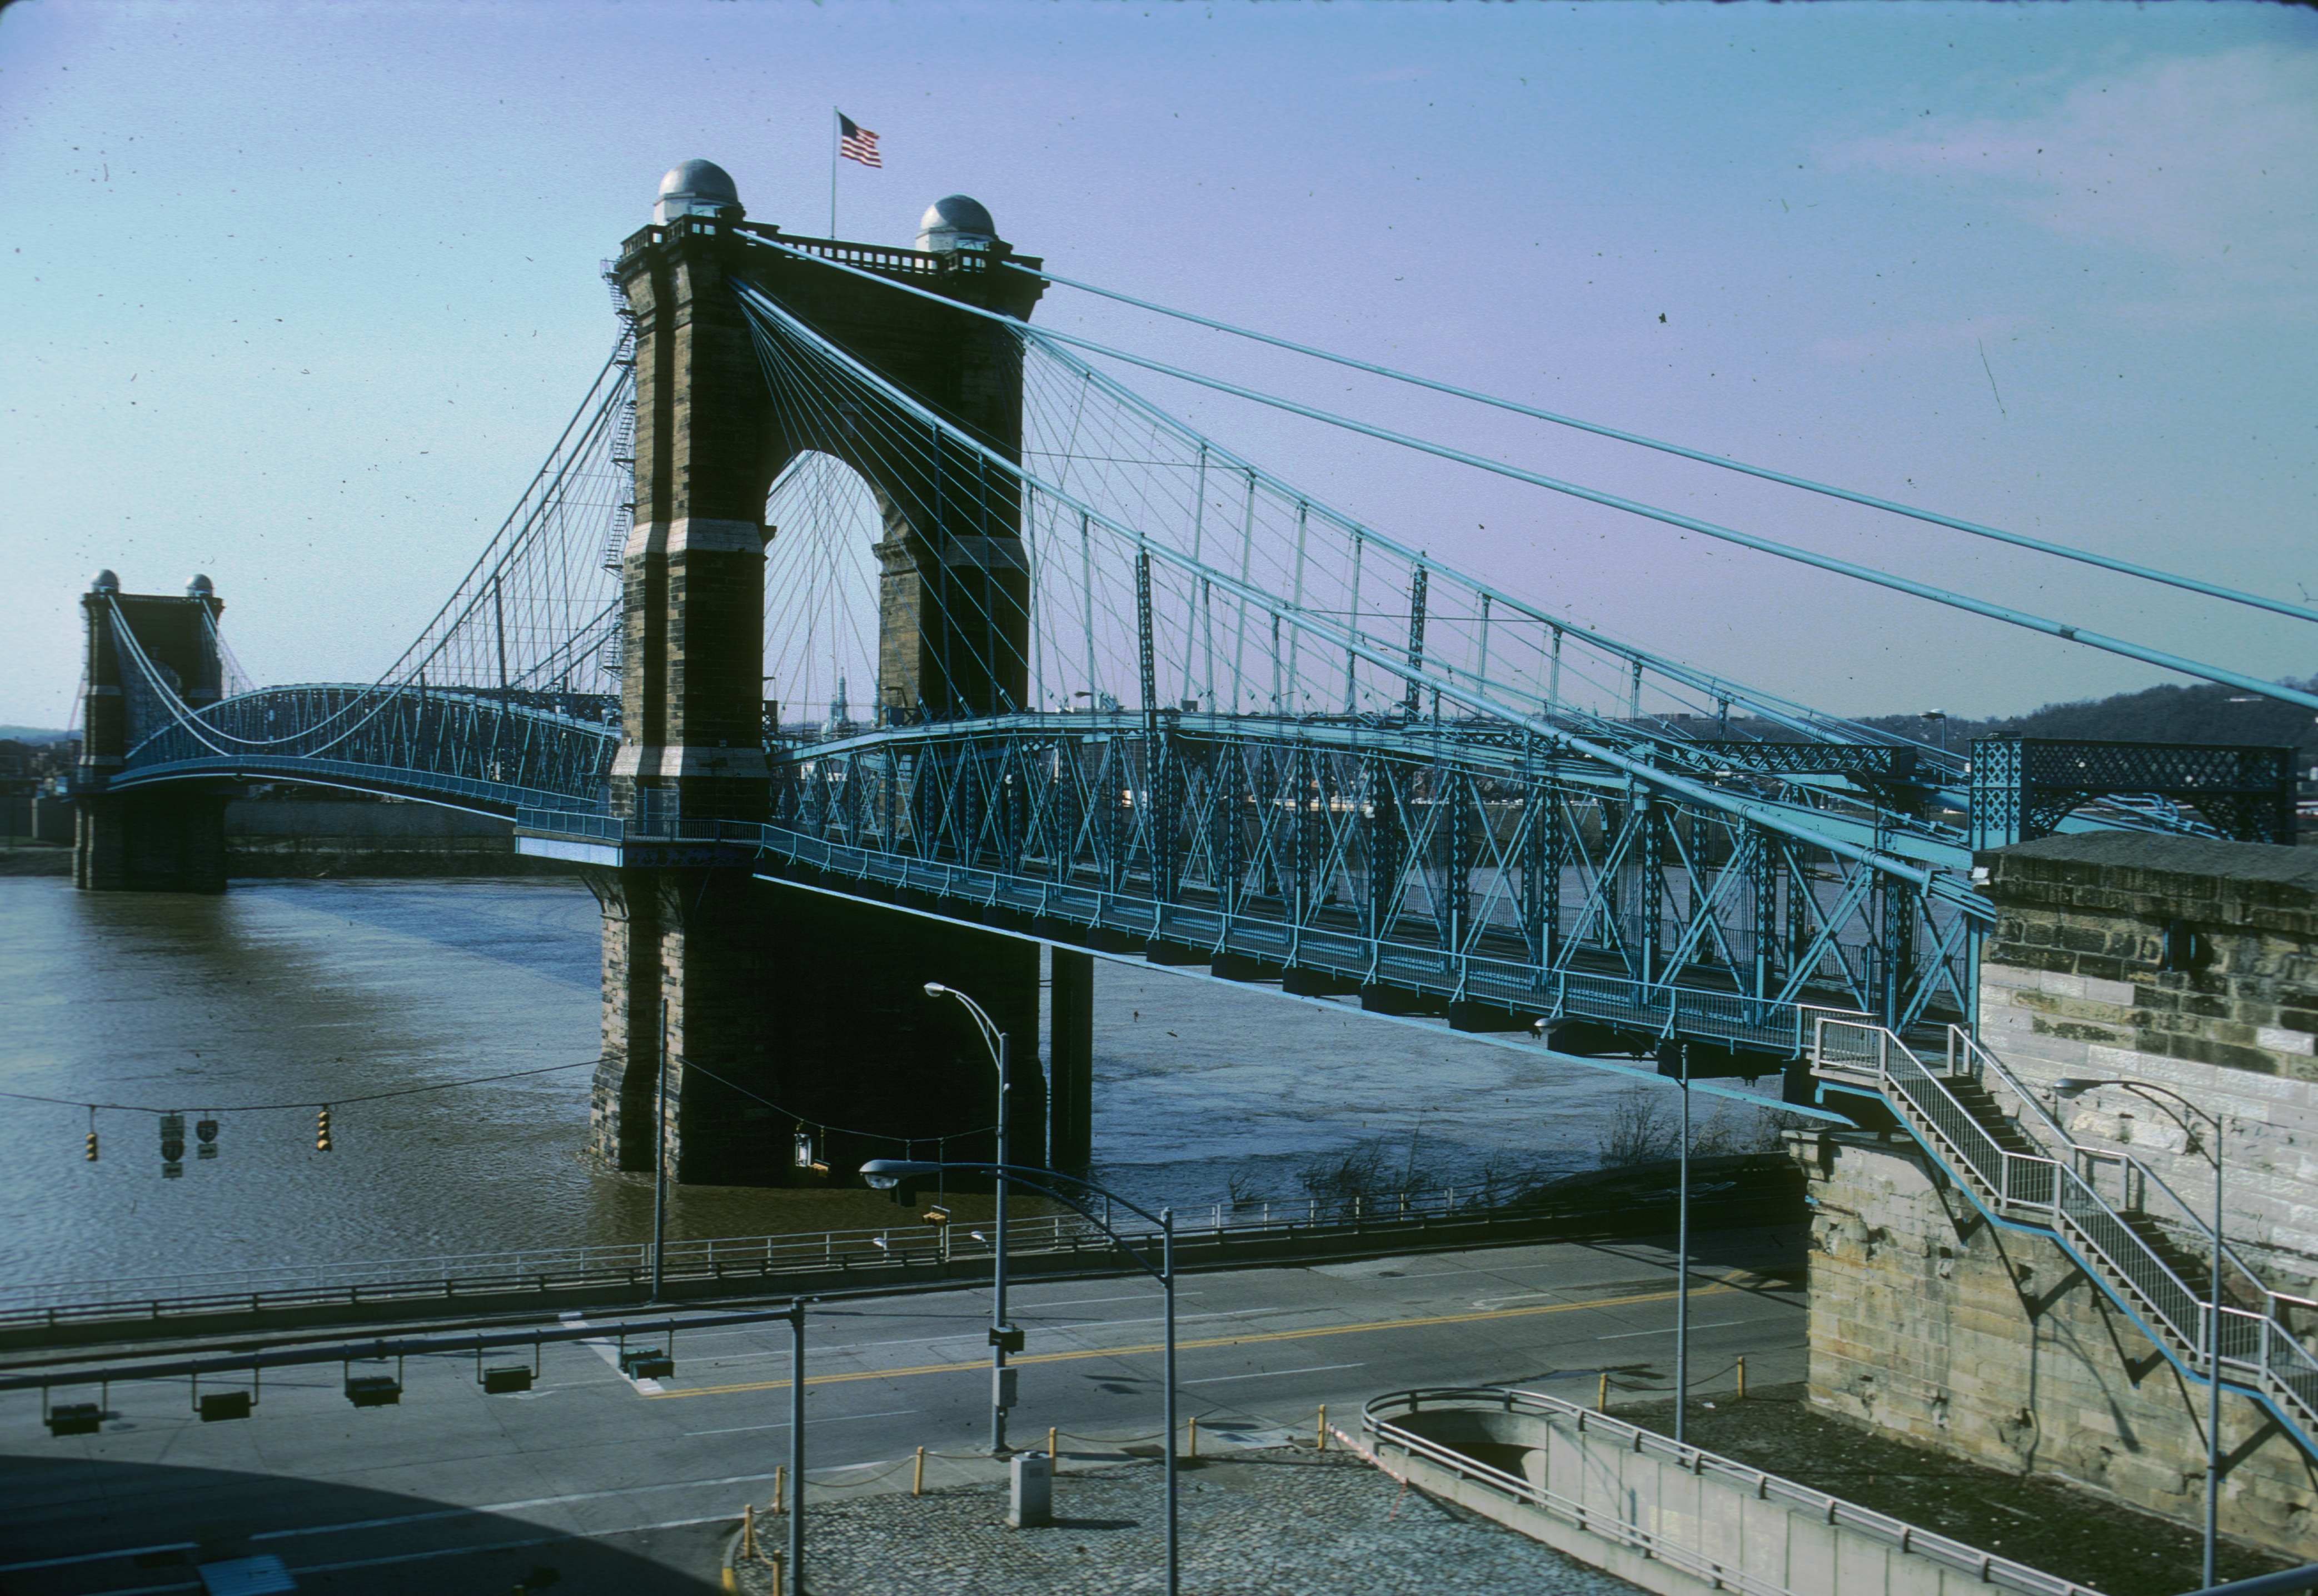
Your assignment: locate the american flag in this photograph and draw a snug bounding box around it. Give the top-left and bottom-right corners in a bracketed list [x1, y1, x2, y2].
[838, 114, 882, 169]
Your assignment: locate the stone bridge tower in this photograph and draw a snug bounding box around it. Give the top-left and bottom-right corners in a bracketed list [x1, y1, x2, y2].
[74, 572, 230, 892]
[586, 159, 1085, 1186]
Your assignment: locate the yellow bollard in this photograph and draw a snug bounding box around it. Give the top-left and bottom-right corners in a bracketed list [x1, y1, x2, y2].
[913, 1445, 925, 1496]
[1597, 1371, 1609, 1413]
[1737, 1356, 1747, 1402]
[1188, 1415, 1199, 1459]
[742, 1502, 757, 1560]
[1316, 1404, 1327, 1451]
[1048, 1426, 1058, 1471]
[768, 1552, 784, 1596]
[771, 1464, 785, 1514]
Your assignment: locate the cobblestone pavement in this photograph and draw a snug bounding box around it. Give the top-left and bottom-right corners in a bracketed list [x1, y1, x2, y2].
[734, 1445, 1637, 1596]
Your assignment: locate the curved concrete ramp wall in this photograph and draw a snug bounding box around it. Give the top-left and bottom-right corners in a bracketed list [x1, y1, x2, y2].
[1362, 1389, 2098, 1596]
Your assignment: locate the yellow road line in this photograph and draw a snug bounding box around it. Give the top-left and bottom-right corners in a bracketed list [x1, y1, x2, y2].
[645, 1280, 1745, 1401]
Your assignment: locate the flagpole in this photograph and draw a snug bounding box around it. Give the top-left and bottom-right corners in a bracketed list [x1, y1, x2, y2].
[830, 107, 839, 237]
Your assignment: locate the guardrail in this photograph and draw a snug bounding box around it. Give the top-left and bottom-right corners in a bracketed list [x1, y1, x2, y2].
[0, 1184, 1687, 1339]
[1811, 1019, 2318, 1449]
[1362, 1386, 2102, 1596]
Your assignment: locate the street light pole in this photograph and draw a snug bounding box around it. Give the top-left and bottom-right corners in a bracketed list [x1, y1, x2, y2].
[993, 1028, 1011, 1455]
[651, 996, 669, 1302]
[861, 1158, 1180, 1596]
[1674, 1041, 1691, 1448]
[924, 982, 1012, 1455]
[2055, 1077, 2226, 1587]
[788, 1299, 806, 1589]
[1162, 1207, 1178, 1593]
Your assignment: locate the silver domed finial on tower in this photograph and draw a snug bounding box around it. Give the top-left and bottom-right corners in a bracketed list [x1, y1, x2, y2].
[187, 574, 215, 598]
[91, 570, 120, 594]
[917, 194, 999, 254]
[654, 159, 745, 225]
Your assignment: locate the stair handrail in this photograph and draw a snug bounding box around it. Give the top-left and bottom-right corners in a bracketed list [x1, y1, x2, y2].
[1814, 1018, 2061, 1214]
[1952, 1026, 2284, 1329]
[1816, 1018, 2318, 1438]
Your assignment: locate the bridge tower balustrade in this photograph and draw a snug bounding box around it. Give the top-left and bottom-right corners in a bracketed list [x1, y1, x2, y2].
[74, 573, 231, 892]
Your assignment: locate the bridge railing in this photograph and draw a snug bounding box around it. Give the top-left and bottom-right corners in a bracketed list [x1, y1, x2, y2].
[739, 814, 1885, 1063]
[1810, 1018, 2318, 1444]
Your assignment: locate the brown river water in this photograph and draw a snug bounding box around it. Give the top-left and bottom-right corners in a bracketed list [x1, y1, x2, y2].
[0, 873, 1658, 1289]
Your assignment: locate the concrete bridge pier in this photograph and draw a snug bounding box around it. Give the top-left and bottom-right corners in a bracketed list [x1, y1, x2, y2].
[74, 572, 230, 892]
[584, 871, 1065, 1186]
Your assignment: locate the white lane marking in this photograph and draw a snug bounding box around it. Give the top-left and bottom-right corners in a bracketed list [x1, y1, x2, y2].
[290, 1511, 737, 1578]
[0, 1539, 199, 1574]
[1183, 1361, 1366, 1386]
[1472, 1291, 1566, 1310]
[685, 1406, 920, 1438]
[678, 1304, 1300, 1369]
[562, 1309, 664, 1394]
[1597, 1319, 1744, 1340]
[248, 1468, 787, 1542]
[664, 1288, 1209, 1336]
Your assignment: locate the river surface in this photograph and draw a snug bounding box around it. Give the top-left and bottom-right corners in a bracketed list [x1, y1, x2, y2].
[0, 874, 1683, 1289]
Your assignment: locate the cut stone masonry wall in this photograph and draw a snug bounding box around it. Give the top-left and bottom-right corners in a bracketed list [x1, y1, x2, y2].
[1796, 832, 2318, 1558]
[1978, 833, 2318, 1292]
[1797, 1129, 2316, 1557]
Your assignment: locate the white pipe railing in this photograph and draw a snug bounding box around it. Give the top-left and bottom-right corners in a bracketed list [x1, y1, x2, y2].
[1811, 1019, 2318, 1439]
[1362, 1386, 2105, 1596]
[0, 1179, 1639, 1331]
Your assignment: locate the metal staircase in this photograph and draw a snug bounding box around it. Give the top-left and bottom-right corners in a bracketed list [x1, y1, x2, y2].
[1811, 1019, 2318, 1456]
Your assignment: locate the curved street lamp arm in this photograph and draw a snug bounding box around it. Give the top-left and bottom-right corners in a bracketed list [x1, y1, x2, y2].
[869, 1158, 1171, 1276]
[934, 987, 1004, 1074]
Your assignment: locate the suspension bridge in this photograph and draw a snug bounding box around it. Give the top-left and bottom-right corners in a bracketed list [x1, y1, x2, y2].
[72, 159, 2303, 1191]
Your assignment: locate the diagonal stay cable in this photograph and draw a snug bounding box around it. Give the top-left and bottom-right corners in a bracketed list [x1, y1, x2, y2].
[747, 237, 2318, 718]
[1010, 260, 2318, 629]
[730, 281, 1957, 902]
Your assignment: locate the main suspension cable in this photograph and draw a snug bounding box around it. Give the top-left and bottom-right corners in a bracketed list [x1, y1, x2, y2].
[1011, 261, 2318, 629]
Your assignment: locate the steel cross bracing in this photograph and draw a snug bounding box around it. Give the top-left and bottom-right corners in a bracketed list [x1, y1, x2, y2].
[763, 713, 1966, 1048]
[78, 226, 2292, 1059]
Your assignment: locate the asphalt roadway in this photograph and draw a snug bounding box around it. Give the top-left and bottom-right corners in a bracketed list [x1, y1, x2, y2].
[0, 1226, 1805, 1595]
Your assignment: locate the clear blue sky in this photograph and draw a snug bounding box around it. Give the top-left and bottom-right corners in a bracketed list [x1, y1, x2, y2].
[3, 1, 2312, 729]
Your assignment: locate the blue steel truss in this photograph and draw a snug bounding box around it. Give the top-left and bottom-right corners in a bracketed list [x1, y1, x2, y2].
[78, 223, 2303, 1070]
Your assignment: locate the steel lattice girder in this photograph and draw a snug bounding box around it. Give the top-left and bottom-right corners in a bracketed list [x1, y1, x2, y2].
[1968, 735, 2297, 849]
[768, 715, 1970, 1049]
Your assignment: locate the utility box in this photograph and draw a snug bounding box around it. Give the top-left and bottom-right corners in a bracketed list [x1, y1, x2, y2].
[993, 1365, 1019, 1411]
[481, 1365, 535, 1395]
[1008, 1452, 1052, 1528]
